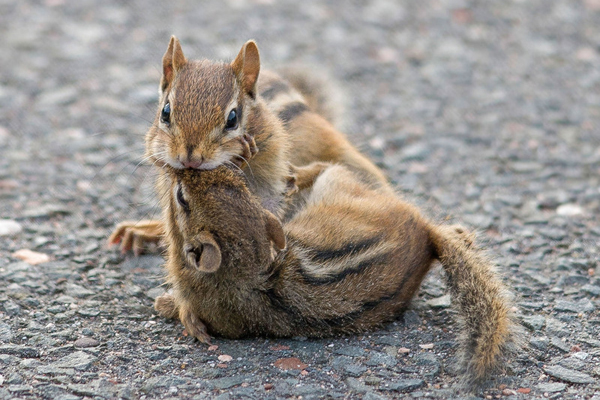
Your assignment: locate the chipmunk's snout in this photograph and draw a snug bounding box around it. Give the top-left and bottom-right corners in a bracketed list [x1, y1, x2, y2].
[179, 148, 205, 169]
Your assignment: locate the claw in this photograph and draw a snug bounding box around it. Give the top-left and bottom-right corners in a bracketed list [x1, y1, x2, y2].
[284, 174, 298, 197]
[180, 306, 212, 344]
[107, 220, 164, 256]
[239, 133, 258, 162]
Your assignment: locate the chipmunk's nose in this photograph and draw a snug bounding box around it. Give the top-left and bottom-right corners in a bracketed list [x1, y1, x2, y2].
[182, 159, 203, 169]
[180, 153, 204, 169]
[180, 146, 204, 169]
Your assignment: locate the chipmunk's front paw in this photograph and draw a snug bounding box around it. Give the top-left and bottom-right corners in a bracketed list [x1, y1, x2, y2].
[284, 172, 299, 197]
[107, 220, 164, 256]
[290, 162, 331, 191]
[155, 293, 179, 320]
[238, 133, 258, 162]
[180, 306, 212, 344]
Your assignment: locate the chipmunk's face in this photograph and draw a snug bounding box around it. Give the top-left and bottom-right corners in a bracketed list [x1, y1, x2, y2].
[167, 166, 286, 274]
[148, 61, 249, 170]
[147, 38, 261, 171]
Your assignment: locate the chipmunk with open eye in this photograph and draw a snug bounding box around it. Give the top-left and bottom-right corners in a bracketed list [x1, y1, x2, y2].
[155, 162, 517, 388]
[108, 37, 388, 254]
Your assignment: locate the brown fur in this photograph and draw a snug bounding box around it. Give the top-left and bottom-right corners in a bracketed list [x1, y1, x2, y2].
[156, 163, 517, 388]
[257, 70, 389, 189]
[109, 38, 387, 253]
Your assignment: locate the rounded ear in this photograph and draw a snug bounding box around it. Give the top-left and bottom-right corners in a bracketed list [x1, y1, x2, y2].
[199, 241, 221, 273]
[189, 232, 222, 273]
[161, 36, 188, 93]
[263, 210, 286, 251]
[231, 40, 260, 99]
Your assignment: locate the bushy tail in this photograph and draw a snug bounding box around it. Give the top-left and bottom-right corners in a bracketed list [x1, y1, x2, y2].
[430, 225, 518, 388]
[278, 67, 345, 129]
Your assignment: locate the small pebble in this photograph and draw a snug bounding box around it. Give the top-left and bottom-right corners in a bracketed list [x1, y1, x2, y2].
[556, 203, 583, 216]
[12, 249, 50, 265]
[74, 337, 99, 348]
[426, 294, 451, 309]
[537, 382, 566, 393]
[274, 357, 307, 370]
[0, 220, 22, 236]
[217, 354, 232, 362]
[544, 365, 595, 384]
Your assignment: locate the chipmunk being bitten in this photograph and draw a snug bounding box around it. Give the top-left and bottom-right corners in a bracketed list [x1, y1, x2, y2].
[109, 37, 388, 254]
[155, 162, 517, 387]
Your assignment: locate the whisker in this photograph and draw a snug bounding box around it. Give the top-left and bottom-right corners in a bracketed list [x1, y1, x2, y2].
[225, 160, 247, 177]
[236, 155, 255, 180]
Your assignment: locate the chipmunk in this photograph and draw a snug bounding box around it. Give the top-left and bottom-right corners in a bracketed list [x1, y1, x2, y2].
[155, 162, 517, 387]
[108, 37, 388, 254]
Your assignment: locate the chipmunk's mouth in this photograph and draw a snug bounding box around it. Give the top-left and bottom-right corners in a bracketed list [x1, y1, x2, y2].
[166, 155, 226, 171]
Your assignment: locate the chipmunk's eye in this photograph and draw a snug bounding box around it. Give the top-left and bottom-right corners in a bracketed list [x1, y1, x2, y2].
[161, 101, 171, 125]
[176, 186, 189, 212]
[225, 109, 238, 131]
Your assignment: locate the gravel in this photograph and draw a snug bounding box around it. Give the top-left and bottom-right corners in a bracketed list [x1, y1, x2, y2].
[543, 365, 596, 384]
[2, 0, 600, 399]
[537, 382, 567, 393]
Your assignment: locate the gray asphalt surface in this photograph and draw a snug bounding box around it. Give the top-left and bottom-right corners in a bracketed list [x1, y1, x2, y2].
[1, 0, 600, 399]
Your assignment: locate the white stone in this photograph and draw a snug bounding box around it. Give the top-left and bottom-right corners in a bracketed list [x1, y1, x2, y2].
[556, 203, 583, 216]
[0, 219, 22, 236]
[427, 294, 452, 309]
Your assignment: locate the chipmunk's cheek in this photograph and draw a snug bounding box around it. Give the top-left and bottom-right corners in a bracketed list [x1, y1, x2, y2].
[201, 150, 237, 170]
[164, 152, 185, 169]
[147, 131, 170, 167]
[192, 152, 224, 170]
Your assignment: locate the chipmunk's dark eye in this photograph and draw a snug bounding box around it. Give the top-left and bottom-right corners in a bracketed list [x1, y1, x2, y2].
[176, 186, 189, 211]
[225, 109, 238, 131]
[161, 101, 171, 125]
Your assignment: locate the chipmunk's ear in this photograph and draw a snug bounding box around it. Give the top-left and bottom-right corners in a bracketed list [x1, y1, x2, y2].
[263, 210, 286, 251]
[161, 36, 187, 93]
[231, 40, 260, 99]
[186, 232, 222, 273]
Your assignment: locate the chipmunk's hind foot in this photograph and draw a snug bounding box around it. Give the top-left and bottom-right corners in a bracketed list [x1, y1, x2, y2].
[179, 304, 212, 344]
[154, 293, 179, 320]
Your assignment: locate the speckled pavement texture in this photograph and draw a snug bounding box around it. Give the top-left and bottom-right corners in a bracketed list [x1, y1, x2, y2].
[1, 0, 600, 399]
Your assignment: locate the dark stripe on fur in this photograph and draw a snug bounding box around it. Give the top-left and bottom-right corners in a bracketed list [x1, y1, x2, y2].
[261, 255, 315, 326]
[321, 246, 434, 327]
[308, 236, 383, 262]
[278, 102, 309, 125]
[324, 294, 402, 328]
[260, 81, 290, 101]
[299, 252, 391, 286]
